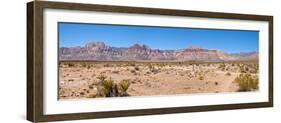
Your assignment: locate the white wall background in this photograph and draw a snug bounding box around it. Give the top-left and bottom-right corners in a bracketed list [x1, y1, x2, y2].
[0, 0, 280, 122]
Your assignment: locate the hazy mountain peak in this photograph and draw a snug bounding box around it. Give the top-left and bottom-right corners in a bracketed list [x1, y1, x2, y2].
[142, 44, 150, 49]
[85, 41, 106, 47]
[131, 43, 142, 48]
[60, 41, 258, 61]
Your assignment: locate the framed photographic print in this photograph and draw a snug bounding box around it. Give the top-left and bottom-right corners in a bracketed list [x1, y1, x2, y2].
[27, 1, 273, 122]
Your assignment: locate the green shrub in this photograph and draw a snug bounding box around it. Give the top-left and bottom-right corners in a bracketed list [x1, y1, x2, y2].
[94, 74, 131, 97]
[234, 74, 258, 91]
[118, 80, 131, 96]
[101, 79, 117, 97]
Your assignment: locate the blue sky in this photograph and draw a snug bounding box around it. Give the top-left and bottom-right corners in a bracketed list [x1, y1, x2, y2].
[59, 23, 259, 53]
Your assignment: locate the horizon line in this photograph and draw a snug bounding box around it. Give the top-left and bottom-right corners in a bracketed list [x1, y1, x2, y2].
[59, 41, 258, 54]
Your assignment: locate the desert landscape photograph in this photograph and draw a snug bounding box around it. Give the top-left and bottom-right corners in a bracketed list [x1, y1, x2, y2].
[58, 23, 259, 100]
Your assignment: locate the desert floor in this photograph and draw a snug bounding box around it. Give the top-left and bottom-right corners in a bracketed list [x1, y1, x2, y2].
[58, 61, 258, 99]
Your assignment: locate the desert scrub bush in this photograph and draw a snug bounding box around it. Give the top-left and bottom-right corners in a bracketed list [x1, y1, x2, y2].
[134, 66, 140, 71]
[80, 92, 85, 96]
[118, 80, 131, 96]
[130, 70, 136, 74]
[148, 64, 153, 69]
[101, 79, 119, 97]
[214, 82, 218, 85]
[226, 72, 231, 76]
[96, 74, 107, 82]
[245, 66, 249, 72]
[104, 64, 110, 67]
[130, 63, 136, 67]
[251, 68, 259, 74]
[234, 74, 258, 91]
[158, 63, 165, 68]
[95, 75, 131, 97]
[82, 63, 87, 68]
[88, 85, 94, 89]
[199, 76, 204, 80]
[67, 63, 75, 67]
[219, 64, 226, 71]
[225, 67, 229, 71]
[239, 65, 250, 73]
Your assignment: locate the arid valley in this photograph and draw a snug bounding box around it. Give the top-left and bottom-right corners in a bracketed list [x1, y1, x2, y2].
[59, 60, 259, 99]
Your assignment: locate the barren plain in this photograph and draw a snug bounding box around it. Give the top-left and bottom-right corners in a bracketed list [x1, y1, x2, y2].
[59, 61, 259, 99]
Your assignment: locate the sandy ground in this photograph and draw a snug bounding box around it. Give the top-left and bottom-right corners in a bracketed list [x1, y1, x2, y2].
[58, 61, 258, 99]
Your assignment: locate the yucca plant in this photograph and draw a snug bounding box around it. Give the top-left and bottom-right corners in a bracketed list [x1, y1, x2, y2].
[234, 74, 258, 91]
[101, 79, 119, 97]
[95, 74, 107, 97]
[118, 80, 131, 96]
[94, 74, 131, 97]
[96, 74, 107, 82]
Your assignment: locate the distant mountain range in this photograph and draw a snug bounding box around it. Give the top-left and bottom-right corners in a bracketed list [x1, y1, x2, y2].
[59, 41, 258, 61]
